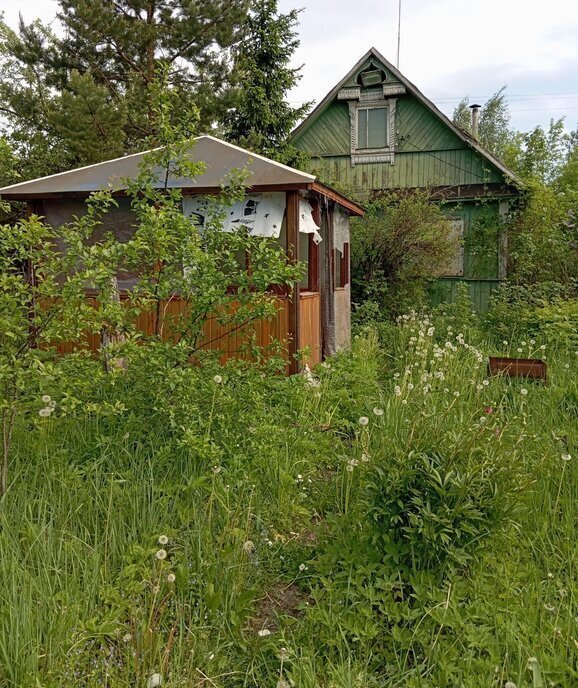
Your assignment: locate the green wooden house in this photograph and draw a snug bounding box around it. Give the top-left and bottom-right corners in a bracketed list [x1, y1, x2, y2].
[291, 47, 521, 311]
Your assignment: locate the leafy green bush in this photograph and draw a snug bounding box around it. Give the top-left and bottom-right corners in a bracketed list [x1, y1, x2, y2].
[366, 449, 519, 575]
[350, 192, 457, 319]
[485, 280, 578, 350]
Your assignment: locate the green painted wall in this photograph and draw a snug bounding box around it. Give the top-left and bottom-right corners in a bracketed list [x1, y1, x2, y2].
[292, 53, 514, 311]
[293, 98, 504, 190]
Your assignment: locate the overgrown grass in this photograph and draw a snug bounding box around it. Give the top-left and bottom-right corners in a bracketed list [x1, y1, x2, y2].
[0, 313, 575, 687]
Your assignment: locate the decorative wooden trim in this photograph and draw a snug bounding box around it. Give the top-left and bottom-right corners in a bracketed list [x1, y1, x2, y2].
[348, 99, 397, 167]
[286, 190, 300, 374]
[383, 84, 406, 96]
[337, 87, 361, 100]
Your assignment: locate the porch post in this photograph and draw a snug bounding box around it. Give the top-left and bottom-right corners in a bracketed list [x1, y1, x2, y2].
[286, 190, 300, 374]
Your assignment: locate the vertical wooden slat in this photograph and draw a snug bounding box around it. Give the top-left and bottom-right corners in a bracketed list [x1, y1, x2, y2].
[286, 191, 300, 374]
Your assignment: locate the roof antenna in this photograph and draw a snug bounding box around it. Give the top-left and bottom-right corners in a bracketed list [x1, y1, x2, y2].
[396, 0, 402, 68]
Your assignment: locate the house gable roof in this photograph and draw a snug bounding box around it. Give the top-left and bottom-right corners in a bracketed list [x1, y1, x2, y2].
[292, 47, 520, 185]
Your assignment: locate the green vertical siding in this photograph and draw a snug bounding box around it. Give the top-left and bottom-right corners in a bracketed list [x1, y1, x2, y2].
[429, 279, 501, 312]
[292, 52, 515, 313]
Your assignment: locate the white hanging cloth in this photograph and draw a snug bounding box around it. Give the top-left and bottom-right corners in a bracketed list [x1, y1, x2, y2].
[333, 206, 349, 255]
[182, 192, 286, 238]
[298, 198, 322, 244]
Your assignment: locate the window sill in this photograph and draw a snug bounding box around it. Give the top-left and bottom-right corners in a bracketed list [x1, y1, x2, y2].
[351, 151, 395, 166]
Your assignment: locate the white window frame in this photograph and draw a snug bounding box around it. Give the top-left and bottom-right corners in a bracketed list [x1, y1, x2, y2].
[441, 217, 465, 277]
[348, 99, 397, 166]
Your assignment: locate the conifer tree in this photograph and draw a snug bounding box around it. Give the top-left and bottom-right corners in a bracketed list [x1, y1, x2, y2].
[0, 2, 252, 176]
[224, 0, 310, 165]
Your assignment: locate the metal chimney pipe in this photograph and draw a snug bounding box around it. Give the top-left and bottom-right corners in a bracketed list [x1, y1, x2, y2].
[469, 103, 481, 138]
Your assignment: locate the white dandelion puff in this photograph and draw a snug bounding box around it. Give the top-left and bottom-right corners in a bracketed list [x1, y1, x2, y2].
[157, 535, 169, 546]
[358, 416, 369, 426]
[166, 573, 176, 583]
[41, 394, 51, 403]
[242, 540, 256, 555]
[155, 549, 167, 560]
[39, 408, 51, 417]
[257, 628, 271, 637]
[561, 454, 571, 461]
[373, 407, 384, 416]
[520, 388, 528, 396]
[147, 673, 163, 688]
[213, 374, 223, 384]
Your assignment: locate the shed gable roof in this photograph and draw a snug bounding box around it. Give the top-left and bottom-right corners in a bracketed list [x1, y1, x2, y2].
[292, 47, 520, 185]
[0, 135, 316, 198]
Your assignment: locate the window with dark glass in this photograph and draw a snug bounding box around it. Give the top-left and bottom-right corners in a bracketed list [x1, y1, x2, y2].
[357, 107, 388, 149]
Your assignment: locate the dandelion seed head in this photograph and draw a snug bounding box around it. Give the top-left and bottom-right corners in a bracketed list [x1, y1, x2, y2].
[155, 549, 167, 561]
[299, 563, 308, 571]
[212, 465, 222, 474]
[242, 540, 256, 555]
[122, 633, 132, 643]
[213, 374, 223, 384]
[166, 573, 176, 583]
[158, 535, 169, 546]
[505, 682, 517, 688]
[41, 394, 51, 403]
[561, 454, 571, 461]
[257, 628, 271, 637]
[373, 407, 384, 416]
[521, 388, 528, 396]
[358, 416, 369, 426]
[39, 408, 51, 417]
[147, 673, 162, 688]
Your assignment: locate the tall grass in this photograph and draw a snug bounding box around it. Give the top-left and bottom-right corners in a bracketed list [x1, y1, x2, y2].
[0, 317, 575, 687]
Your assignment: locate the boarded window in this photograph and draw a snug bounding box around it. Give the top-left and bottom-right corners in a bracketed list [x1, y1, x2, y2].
[441, 217, 465, 277]
[357, 107, 388, 149]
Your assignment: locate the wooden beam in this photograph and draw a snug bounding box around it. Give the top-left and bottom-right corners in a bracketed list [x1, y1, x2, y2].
[312, 181, 365, 216]
[286, 190, 300, 374]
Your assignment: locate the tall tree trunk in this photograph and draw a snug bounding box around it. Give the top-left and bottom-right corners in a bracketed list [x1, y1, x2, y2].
[146, 1, 157, 132]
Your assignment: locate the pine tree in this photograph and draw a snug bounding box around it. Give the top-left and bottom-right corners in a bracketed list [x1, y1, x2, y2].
[0, 2, 252, 175]
[224, 0, 310, 165]
[56, 0, 252, 140]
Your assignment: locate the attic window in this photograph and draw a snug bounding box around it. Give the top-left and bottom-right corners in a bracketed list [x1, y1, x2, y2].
[357, 107, 388, 149]
[357, 66, 386, 88]
[348, 100, 397, 165]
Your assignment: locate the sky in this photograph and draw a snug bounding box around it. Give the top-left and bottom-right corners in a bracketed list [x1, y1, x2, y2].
[1, 0, 577, 134]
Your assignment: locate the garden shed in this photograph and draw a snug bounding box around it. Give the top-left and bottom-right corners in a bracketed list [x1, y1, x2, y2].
[0, 135, 364, 373]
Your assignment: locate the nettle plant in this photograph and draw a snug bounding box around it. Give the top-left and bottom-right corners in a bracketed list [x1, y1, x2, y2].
[0, 74, 302, 497]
